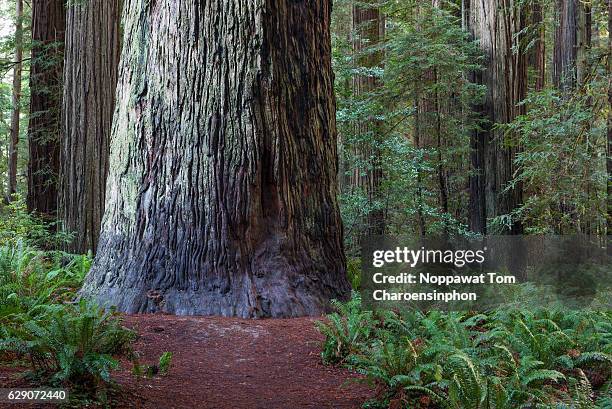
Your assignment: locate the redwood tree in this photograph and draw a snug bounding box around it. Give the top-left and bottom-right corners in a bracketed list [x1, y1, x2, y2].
[350, 2, 385, 235]
[467, 0, 527, 233]
[59, 0, 121, 253]
[27, 0, 66, 216]
[81, 0, 350, 317]
[6, 0, 23, 201]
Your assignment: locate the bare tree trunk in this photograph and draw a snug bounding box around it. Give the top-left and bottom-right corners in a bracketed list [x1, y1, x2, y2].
[351, 2, 385, 236]
[59, 0, 121, 254]
[81, 0, 350, 318]
[607, 0, 611, 233]
[414, 87, 427, 237]
[553, 0, 576, 90]
[6, 0, 23, 202]
[468, 0, 527, 234]
[530, 1, 546, 91]
[27, 0, 66, 216]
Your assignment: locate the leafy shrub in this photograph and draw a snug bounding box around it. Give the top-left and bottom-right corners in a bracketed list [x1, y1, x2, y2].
[1, 300, 135, 390]
[0, 242, 91, 319]
[318, 293, 612, 408]
[0, 198, 72, 248]
[346, 257, 362, 290]
[316, 292, 375, 364]
[0, 237, 135, 404]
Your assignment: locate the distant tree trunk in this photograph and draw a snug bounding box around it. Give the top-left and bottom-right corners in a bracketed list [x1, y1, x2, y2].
[553, 0, 590, 232]
[414, 87, 427, 237]
[607, 0, 611, 233]
[81, 0, 350, 317]
[433, 69, 449, 216]
[6, 0, 23, 202]
[351, 3, 385, 236]
[27, 0, 66, 216]
[552, 0, 589, 90]
[59, 0, 121, 254]
[530, 1, 546, 90]
[468, 0, 527, 234]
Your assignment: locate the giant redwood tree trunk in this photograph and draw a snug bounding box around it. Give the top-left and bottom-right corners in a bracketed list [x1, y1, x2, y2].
[81, 0, 350, 317]
[27, 0, 66, 216]
[59, 0, 121, 253]
[467, 0, 527, 234]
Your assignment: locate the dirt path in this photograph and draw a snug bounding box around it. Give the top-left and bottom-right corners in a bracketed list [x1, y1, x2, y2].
[113, 315, 372, 409]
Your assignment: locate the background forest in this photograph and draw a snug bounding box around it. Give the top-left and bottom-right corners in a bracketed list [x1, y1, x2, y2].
[0, 0, 610, 408]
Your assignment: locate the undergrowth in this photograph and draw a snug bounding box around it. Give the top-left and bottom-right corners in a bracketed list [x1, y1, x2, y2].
[0, 201, 137, 406]
[318, 292, 612, 409]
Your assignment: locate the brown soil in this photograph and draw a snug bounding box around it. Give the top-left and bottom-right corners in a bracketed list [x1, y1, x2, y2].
[1, 315, 372, 409]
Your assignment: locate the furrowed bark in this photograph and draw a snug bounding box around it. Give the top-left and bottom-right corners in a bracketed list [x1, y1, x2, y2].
[6, 0, 23, 202]
[467, 0, 527, 234]
[530, 1, 545, 91]
[59, 0, 121, 253]
[81, 0, 350, 318]
[27, 0, 66, 216]
[552, 0, 589, 90]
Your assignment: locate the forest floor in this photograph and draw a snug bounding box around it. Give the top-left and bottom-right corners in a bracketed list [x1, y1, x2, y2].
[1, 315, 373, 408]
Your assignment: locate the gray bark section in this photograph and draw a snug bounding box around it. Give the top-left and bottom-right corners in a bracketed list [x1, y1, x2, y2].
[81, 0, 350, 318]
[468, 0, 526, 234]
[59, 0, 121, 253]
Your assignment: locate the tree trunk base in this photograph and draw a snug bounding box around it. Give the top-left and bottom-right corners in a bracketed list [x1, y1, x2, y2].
[81, 236, 350, 318]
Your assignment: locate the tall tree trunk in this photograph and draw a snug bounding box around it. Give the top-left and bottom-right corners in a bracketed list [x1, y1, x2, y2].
[553, 0, 576, 90]
[351, 2, 385, 236]
[59, 0, 121, 254]
[6, 0, 23, 202]
[27, 0, 66, 216]
[530, 1, 546, 91]
[607, 0, 611, 234]
[467, 0, 527, 234]
[414, 87, 427, 237]
[81, 0, 350, 318]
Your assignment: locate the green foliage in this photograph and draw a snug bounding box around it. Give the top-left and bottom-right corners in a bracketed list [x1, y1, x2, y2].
[346, 257, 362, 290]
[0, 198, 73, 248]
[131, 351, 173, 378]
[503, 84, 608, 234]
[316, 292, 375, 364]
[334, 0, 484, 247]
[318, 293, 612, 408]
[0, 242, 90, 319]
[1, 300, 135, 388]
[0, 223, 136, 404]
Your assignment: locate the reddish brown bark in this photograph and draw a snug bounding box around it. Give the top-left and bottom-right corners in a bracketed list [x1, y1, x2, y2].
[7, 0, 23, 202]
[59, 0, 121, 253]
[468, 0, 527, 234]
[27, 0, 66, 216]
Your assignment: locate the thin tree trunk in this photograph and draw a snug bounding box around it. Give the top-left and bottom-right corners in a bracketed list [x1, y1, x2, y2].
[607, 0, 611, 234]
[59, 0, 121, 254]
[27, 0, 66, 216]
[81, 0, 350, 318]
[6, 0, 23, 202]
[351, 2, 385, 236]
[434, 69, 449, 216]
[414, 87, 427, 237]
[530, 1, 546, 91]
